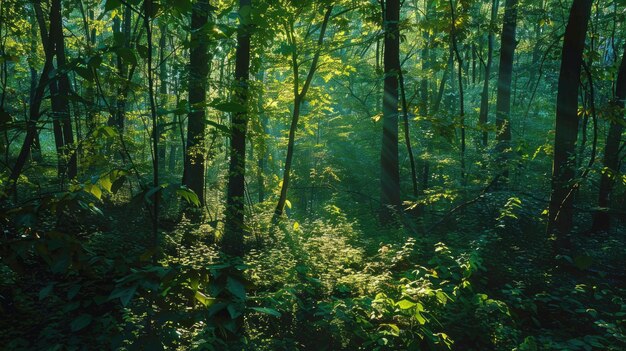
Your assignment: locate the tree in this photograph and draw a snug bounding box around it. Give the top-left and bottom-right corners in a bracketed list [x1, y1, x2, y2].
[494, 0, 518, 177]
[183, 0, 211, 206]
[448, 0, 466, 183]
[546, 0, 592, 248]
[9, 0, 56, 187]
[478, 0, 499, 147]
[273, 5, 334, 222]
[49, 0, 76, 179]
[379, 0, 401, 222]
[223, 0, 252, 257]
[592, 44, 625, 232]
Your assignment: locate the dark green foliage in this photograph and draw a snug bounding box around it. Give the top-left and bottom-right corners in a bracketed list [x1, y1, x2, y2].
[1, 0, 625, 349]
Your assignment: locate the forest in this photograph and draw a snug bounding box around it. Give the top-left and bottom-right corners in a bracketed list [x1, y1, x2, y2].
[0, 0, 624, 349]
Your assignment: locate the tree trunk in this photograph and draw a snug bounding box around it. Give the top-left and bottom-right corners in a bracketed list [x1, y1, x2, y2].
[546, 0, 592, 249]
[256, 72, 268, 203]
[158, 23, 167, 176]
[380, 0, 401, 222]
[183, 0, 211, 205]
[273, 6, 333, 221]
[399, 71, 418, 198]
[449, 0, 465, 183]
[48, 0, 76, 179]
[495, 0, 518, 177]
[433, 45, 453, 114]
[592, 44, 625, 232]
[478, 0, 499, 147]
[223, 0, 252, 257]
[8, 2, 55, 186]
[26, 7, 43, 162]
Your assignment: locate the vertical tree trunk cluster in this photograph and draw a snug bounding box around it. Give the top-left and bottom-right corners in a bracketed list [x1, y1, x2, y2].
[547, 0, 593, 249]
[49, 0, 76, 179]
[223, 0, 252, 256]
[592, 45, 626, 232]
[478, 0, 499, 147]
[494, 0, 518, 177]
[379, 0, 401, 222]
[183, 0, 211, 206]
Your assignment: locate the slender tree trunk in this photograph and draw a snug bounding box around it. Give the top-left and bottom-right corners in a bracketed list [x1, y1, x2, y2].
[433, 45, 453, 114]
[48, 0, 76, 179]
[183, 0, 211, 205]
[528, 0, 544, 88]
[223, 0, 252, 257]
[28, 7, 42, 161]
[158, 23, 167, 175]
[418, 0, 431, 192]
[449, 0, 465, 183]
[9, 1, 54, 186]
[592, 44, 625, 232]
[273, 6, 333, 221]
[479, 0, 499, 147]
[546, 0, 593, 249]
[472, 44, 476, 84]
[256, 72, 268, 203]
[380, 0, 401, 222]
[143, 0, 160, 254]
[495, 0, 518, 178]
[399, 71, 418, 197]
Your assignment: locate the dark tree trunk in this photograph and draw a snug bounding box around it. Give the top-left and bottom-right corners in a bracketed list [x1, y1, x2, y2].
[223, 0, 252, 257]
[9, 1, 55, 186]
[109, 6, 131, 131]
[380, 0, 401, 222]
[433, 46, 453, 114]
[49, 0, 76, 179]
[495, 0, 518, 177]
[592, 44, 625, 232]
[28, 7, 42, 161]
[183, 0, 211, 205]
[399, 71, 418, 198]
[546, 0, 592, 249]
[256, 71, 268, 203]
[158, 23, 167, 175]
[449, 0, 465, 183]
[478, 0, 499, 147]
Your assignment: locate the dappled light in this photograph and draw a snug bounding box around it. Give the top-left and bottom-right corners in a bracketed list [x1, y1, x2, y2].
[0, 0, 625, 350]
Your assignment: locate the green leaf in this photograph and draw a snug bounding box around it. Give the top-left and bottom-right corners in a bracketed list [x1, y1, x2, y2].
[226, 277, 246, 300]
[109, 285, 138, 307]
[136, 45, 149, 59]
[250, 307, 281, 318]
[116, 47, 137, 66]
[39, 283, 55, 301]
[211, 101, 246, 113]
[171, 0, 192, 12]
[99, 176, 113, 193]
[206, 119, 230, 134]
[176, 187, 200, 206]
[104, 0, 122, 11]
[70, 314, 93, 332]
[84, 183, 102, 200]
[415, 310, 426, 325]
[111, 175, 126, 194]
[227, 303, 243, 319]
[74, 66, 94, 82]
[67, 284, 81, 300]
[396, 299, 416, 310]
[194, 291, 216, 307]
